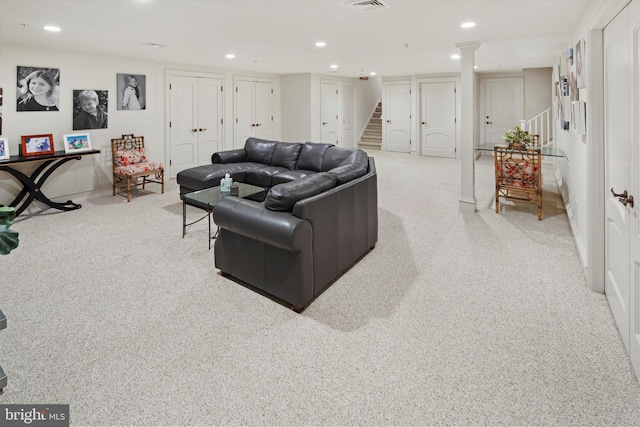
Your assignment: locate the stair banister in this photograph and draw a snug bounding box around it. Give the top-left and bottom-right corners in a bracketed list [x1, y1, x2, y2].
[520, 106, 552, 146]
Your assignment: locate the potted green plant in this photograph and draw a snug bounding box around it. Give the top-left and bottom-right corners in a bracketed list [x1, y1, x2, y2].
[503, 126, 532, 149]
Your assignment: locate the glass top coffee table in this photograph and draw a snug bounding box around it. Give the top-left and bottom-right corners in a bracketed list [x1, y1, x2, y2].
[182, 183, 265, 249]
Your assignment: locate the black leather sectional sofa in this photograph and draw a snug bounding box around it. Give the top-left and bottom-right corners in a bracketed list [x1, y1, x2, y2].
[176, 137, 378, 312]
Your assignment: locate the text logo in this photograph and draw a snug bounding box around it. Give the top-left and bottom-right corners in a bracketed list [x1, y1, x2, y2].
[0, 405, 69, 427]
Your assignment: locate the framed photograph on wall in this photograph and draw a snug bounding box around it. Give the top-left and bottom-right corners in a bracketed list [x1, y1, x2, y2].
[0, 137, 9, 160]
[16, 66, 60, 112]
[21, 134, 54, 157]
[117, 73, 146, 110]
[72, 89, 108, 130]
[62, 133, 92, 154]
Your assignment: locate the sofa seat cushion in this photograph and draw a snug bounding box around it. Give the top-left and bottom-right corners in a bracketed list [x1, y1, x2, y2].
[271, 142, 303, 169]
[176, 162, 264, 191]
[296, 142, 334, 172]
[245, 137, 278, 164]
[265, 172, 337, 212]
[115, 162, 163, 176]
[245, 166, 290, 188]
[271, 169, 317, 185]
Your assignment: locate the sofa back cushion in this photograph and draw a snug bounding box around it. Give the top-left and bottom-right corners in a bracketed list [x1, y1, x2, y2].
[296, 142, 333, 172]
[328, 150, 369, 185]
[321, 146, 355, 171]
[265, 172, 337, 212]
[271, 142, 303, 170]
[245, 137, 278, 164]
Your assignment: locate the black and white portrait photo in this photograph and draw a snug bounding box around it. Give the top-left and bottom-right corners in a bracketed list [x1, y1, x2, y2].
[117, 73, 146, 110]
[72, 89, 108, 130]
[16, 66, 60, 112]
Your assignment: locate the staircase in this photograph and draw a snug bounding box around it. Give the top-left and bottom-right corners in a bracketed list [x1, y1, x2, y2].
[359, 101, 382, 150]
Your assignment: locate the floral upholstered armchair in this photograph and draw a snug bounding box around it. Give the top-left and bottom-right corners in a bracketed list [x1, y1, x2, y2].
[494, 146, 542, 220]
[111, 134, 164, 202]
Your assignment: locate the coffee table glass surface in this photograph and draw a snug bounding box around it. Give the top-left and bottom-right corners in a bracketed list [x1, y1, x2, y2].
[183, 183, 265, 210]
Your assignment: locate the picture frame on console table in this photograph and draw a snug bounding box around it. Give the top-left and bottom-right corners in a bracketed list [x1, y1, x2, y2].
[20, 134, 54, 157]
[62, 133, 92, 154]
[0, 138, 9, 160]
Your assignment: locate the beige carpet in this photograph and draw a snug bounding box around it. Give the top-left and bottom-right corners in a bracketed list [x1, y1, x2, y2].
[0, 151, 638, 426]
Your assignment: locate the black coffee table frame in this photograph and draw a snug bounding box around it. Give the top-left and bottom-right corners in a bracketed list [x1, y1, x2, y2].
[182, 183, 265, 249]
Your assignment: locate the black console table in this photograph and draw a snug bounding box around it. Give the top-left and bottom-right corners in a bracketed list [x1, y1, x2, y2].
[0, 149, 100, 216]
[0, 309, 6, 394]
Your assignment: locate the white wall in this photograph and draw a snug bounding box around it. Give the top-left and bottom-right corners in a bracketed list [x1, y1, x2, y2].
[280, 74, 312, 142]
[0, 44, 281, 205]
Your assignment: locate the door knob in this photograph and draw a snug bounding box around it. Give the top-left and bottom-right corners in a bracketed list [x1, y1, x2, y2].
[322, 122, 328, 125]
[256, 123, 262, 127]
[421, 121, 427, 125]
[192, 128, 198, 132]
[386, 120, 391, 123]
[611, 188, 634, 207]
[486, 121, 493, 124]
[198, 128, 207, 132]
[251, 124, 255, 127]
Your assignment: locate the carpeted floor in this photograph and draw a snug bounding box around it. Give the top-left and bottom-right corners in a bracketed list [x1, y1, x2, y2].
[0, 150, 639, 426]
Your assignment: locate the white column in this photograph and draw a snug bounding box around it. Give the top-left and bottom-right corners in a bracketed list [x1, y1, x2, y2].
[455, 41, 481, 213]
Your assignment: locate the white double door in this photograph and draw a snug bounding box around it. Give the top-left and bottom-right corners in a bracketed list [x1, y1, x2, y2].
[168, 74, 223, 178]
[604, 0, 640, 378]
[234, 77, 273, 149]
[319, 79, 355, 148]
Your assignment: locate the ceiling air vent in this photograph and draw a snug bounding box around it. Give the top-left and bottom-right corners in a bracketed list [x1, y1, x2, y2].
[346, 0, 390, 13]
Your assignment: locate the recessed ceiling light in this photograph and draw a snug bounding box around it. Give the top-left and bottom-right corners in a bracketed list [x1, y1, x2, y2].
[451, 54, 461, 60]
[461, 22, 476, 28]
[226, 53, 236, 59]
[315, 41, 326, 47]
[370, 71, 376, 76]
[44, 25, 61, 32]
[474, 65, 478, 69]
[330, 64, 338, 69]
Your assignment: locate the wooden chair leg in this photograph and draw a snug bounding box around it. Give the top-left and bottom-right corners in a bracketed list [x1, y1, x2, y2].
[495, 188, 499, 213]
[126, 176, 131, 202]
[161, 171, 165, 194]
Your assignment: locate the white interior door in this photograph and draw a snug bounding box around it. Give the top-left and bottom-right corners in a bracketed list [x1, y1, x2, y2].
[254, 81, 273, 141]
[604, 1, 640, 379]
[384, 82, 411, 153]
[629, 0, 640, 379]
[341, 82, 354, 148]
[481, 77, 524, 144]
[321, 80, 339, 145]
[234, 79, 255, 149]
[169, 75, 223, 178]
[420, 81, 456, 158]
[170, 75, 197, 178]
[196, 78, 223, 164]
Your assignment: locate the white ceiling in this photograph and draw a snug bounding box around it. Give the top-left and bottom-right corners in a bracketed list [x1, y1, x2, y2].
[0, 0, 599, 77]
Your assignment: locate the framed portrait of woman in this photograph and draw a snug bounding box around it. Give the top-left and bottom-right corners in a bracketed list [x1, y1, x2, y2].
[16, 66, 60, 112]
[117, 73, 146, 110]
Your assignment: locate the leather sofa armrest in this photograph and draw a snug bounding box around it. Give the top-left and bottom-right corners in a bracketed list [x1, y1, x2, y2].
[212, 149, 247, 164]
[213, 197, 312, 252]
